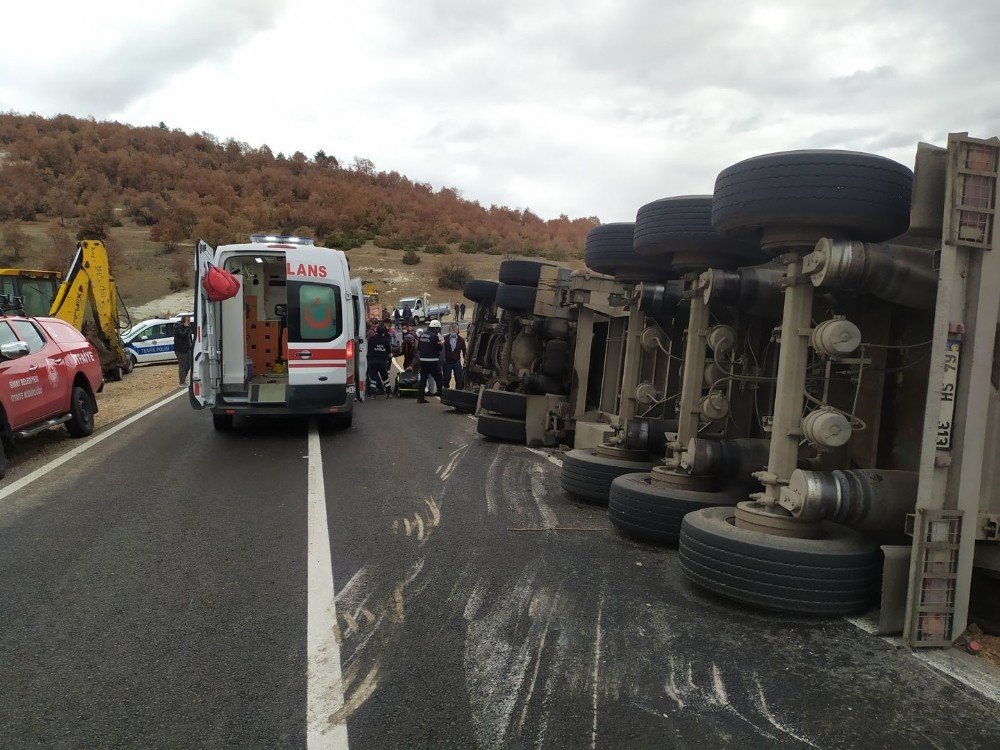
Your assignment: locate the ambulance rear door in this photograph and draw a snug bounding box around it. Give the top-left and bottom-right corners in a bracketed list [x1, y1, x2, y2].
[191, 241, 219, 408]
[350, 277, 368, 402]
[285, 246, 352, 392]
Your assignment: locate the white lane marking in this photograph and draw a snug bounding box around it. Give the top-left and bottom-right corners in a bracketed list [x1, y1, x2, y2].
[306, 419, 350, 749]
[0, 389, 186, 501]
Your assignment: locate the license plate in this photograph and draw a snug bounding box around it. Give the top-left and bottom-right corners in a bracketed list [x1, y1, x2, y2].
[936, 338, 961, 450]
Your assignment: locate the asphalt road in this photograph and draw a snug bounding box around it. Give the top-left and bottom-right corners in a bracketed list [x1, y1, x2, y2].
[1, 394, 998, 749]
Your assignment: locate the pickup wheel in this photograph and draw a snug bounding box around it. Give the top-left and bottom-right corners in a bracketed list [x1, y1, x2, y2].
[66, 386, 96, 438]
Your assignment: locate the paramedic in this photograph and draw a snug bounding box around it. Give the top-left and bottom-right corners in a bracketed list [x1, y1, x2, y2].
[174, 316, 195, 387]
[416, 320, 443, 403]
[367, 324, 392, 394]
[442, 322, 467, 389]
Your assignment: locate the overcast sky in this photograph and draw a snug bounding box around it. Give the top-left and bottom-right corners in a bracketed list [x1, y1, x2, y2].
[2, 0, 998, 221]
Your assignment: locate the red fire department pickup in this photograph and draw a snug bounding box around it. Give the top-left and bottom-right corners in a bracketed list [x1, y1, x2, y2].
[0, 312, 104, 479]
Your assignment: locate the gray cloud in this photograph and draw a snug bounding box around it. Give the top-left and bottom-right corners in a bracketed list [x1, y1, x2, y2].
[0, 0, 291, 115]
[5, 0, 1000, 220]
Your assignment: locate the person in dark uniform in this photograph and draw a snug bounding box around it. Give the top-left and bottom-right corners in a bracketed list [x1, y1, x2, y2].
[416, 319, 443, 403]
[402, 305, 413, 326]
[174, 315, 194, 387]
[366, 324, 392, 395]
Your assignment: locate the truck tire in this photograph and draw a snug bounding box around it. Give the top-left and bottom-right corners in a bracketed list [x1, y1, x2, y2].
[0, 438, 6, 480]
[477, 414, 526, 443]
[679, 506, 880, 615]
[441, 388, 479, 412]
[480, 389, 528, 419]
[561, 449, 657, 505]
[213, 413, 234, 431]
[711, 150, 913, 242]
[495, 284, 537, 313]
[107, 366, 124, 382]
[463, 279, 500, 304]
[608, 472, 739, 545]
[65, 386, 96, 438]
[584, 222, 662, 281]
[634, 195, 762, 272]
[499, 260, 555, 287]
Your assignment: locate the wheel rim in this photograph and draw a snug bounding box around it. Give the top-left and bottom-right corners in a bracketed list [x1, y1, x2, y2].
[77, 392, 94, 431]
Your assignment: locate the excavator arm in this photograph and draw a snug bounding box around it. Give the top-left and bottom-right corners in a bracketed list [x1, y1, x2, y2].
[49, 240, 129, 378]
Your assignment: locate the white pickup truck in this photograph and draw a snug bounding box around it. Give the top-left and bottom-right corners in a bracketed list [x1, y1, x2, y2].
[395, 294, 451, 324]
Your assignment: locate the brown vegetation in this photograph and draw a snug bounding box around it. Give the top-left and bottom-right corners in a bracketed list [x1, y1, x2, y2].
[0, 112, 597, 261]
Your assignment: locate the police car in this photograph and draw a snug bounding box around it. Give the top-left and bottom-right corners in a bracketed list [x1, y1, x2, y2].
[122, 313, 193, 368]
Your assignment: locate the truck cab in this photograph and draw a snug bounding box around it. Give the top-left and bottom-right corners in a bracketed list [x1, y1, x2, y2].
[190, 235, 366, 430]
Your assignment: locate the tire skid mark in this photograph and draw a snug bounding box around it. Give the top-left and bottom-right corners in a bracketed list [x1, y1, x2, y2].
[323, 439, 479, 729]
[463, 561, 548, 749]
[750, 677, 821, 749]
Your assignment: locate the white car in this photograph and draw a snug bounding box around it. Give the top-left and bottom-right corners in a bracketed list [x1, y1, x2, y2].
[122, 313, 193, 367]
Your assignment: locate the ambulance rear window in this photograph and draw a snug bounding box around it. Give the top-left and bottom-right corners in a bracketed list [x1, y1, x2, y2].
[289, 281, 342, 342]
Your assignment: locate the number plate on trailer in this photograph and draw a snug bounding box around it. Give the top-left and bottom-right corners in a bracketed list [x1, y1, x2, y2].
[936, 338, 962, 450]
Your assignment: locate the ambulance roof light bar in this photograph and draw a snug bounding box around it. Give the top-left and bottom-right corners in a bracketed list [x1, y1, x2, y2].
[249, 234, 314, 245]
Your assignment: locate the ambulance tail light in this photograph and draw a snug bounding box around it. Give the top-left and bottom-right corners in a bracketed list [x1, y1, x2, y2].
[345, 338, 355, 384]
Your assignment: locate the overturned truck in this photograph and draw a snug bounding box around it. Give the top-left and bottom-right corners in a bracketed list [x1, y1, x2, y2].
[559, 137, 999, 643]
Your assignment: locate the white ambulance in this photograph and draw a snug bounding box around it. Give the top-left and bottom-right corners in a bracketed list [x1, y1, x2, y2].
[189, 234, 367, 430]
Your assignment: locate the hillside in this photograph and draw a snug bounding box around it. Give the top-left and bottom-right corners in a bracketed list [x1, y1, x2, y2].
[0, 112, 598, 309]
[7, 216, 589, 316]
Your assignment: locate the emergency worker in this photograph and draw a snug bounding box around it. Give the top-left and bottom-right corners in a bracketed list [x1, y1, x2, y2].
[367, 324, 392, 395]
[416, 319, 443, 403]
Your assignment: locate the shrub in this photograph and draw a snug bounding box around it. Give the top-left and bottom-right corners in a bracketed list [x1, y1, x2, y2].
[437, 258, 471, 290]
[401, 249, 420, 265]
[424, 243, 449, 255]
[168, 254, 190, 291]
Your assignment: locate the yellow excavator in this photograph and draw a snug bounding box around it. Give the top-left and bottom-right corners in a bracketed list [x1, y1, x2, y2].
[1, 240, 132, 379]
